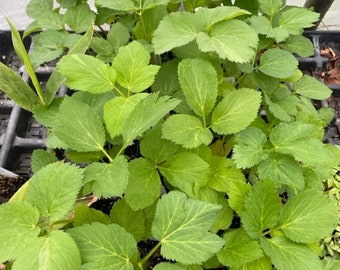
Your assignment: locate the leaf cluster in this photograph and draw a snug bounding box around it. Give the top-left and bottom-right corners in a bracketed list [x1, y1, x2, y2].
[0, 0, 339, 269]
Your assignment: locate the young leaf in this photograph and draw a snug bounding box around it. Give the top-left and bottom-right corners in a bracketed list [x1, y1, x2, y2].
[74, 205, 111, 227]
[26, 0, 53, 18]
[158, 152, 210, 196]
[217, 228, 263, 268]
[162, 114, 213, 148]
[0, 62, 40, 111]
[68, 222, 138, 270]
[232, 126, 269, 169]
[31, 149, 59, 174]
[64, 3, 96, 33]
[259, 0, 283, 17]
[110, 199, 146, 241]
[107, 22, 130, 53]
[258, 154, 305, 193]
[54, 97, 106, 152]
[152, 12, 203, 54]
[279, 7, 319, 35]
[226, 178, 251, 215]
[242, 180, 281, 239]
[124, 158, 161, 211]
[196, 20, 258, 63]
[282, 35, 314, 58]
[57, 54, 117, 93]
[104, 94, 148, 139]
[260, 237, 323, 270]
[140, 123, 179, 164]
[231, 256, 272, 270]
[97, 0, 170, 11]
[84, 156, 128, 198]
[178, 58, 218, 117]
[152, 191, 225, 264]
[13, 231, 81, 270]
[26, 162, 83, 222]
[279, 190, 338, 243]
[293, 75, 332, 100]
[113, 41, 160, 93]
[0, 202, 40, 262]
[122, 93, 180, 147]
[153, 263, 187, 270]
[210, 88, 261, 135]
[258, 48, 298, 79]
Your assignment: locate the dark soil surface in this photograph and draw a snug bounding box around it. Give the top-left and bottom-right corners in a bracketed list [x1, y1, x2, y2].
[0, 174, 28, 203]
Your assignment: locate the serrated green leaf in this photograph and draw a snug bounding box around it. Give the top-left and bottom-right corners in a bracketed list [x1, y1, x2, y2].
[232, 126, 269, 169]
[260, 237, 323, 270]
[279, 190, 337, 243]
[282, 35, 314, 57]
[152, 191, 225, 264]
[217, 228, 263, 267]
[57, 54, 116, 93]
[259, 0, 283, 16]
[122, 93, 180, 146]
[293, 75, 332, 100]
[30, 30, 66, 67]
[242, 180, 281, 239]
[249, 16, 275, 37]
[0, 62, 39, 111]
[64, 3, 95, 33]
[152, 59, 180, 96]
[158, 152, 210, 196]
[91, 37, 114, 62]
[26, 0, 53, 18]
[54, 97, 106, 152]
[153, 262, 187, 270]
[152, 12, 203, 54]
[0, 202, 40, 262]
[279, 7, 319, 35]
[257, 153, 305, 193]
[68, 222, 138, 270]
[113, 41, 160, 93]
[74, 205, 111, 227]
[141, 123, 179, 163]
[110, 199, 146, 241]
[84, 156, 128, 198]
[196, 6, 250, 28]
[31, 149, 58, 174]
[104, 94, 148, 139]
[178, 58, 218, 117]
[263, 84, 299, 121]
[162, 114, 213, 148]
[107, 22, 130, 53]
[231, 255, 272, 270]
[196, 20, 258, 63]
[26, 162, 83, 222]
[34, 11, 65, 30]
[259, 48, 298, 79]
[13, 231, 81, 270]
[208, 157, 245, 193]
[124, 158, 161, 210]
[97, 0, 170, 11]
[211, 88, 261, 135]
[269, 122, 334, 167]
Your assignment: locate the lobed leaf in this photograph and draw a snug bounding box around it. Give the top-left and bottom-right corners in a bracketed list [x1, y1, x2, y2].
[258, 48, 298, 79]
[242, 180, 281, 239]
[282, 35, 314, 58]
[162, 114, 213, 148]
[57, 54, 117, 93]
[217, 228, 263, 268]
[178, 58, 218, 117]
[152, 191, 225, 264]
[26, 0, 53, 18]
[113, 41, 160, 93]
[64, 3, 95, 33]
[68, 222, 138, 270]
[26, 162, 83, 222]
[124, 158, 161, 210]
[31, 149, 58, 174]
[54, 97, 106, 152]
[293, 75, 332, 100]
[211, 88, 261, 135]
[0, 202, 40, 262]
[260, 237, 323, 270]
[259, 0, 283, 17]
[279, 190, 338, 243]
[13, 231, 81, 270]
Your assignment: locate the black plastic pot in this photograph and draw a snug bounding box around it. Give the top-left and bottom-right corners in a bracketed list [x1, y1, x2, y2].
[298, 31, 340, 145]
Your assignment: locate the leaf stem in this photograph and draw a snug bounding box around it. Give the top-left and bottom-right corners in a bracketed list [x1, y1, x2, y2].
[101, 147, 113, 163]
[138, 241, 162, 268]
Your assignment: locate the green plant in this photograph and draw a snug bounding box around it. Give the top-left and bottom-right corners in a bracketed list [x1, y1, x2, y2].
[0, 0, 340, 269]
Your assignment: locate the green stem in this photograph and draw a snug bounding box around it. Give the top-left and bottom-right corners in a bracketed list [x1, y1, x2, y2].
[138, 241, 162, 268]
[101, 147, 113, 163]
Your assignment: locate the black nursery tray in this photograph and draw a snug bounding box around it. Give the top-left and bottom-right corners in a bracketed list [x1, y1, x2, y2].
[0, 31, 48, 176]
